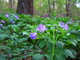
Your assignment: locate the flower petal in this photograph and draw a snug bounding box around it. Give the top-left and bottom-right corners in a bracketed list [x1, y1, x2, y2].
[36, 24, 47, 32]
[5, 14, 9, 18]
[30, 33, 37, 39]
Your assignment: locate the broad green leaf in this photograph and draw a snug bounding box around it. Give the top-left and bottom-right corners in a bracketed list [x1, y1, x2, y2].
[0, 57, 6, 60]
[11, 53, 20, 56]
[63, 49, 75, 58]
[56, 41, 65, 49]
[71, 40, 77, 46]
[33, 54, 44, 60]
[46, 42, 53, 50]
[44, 54, 51, 60]
[38, 41, 45, 49]
[54, 55, 66, 60]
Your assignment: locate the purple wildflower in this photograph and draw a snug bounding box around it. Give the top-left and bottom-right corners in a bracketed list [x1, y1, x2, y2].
[1, 20, 5, 23]
[30, 33, 37, 39]
[9, 19, 15, 24]
[10, 19, 13, 21]
[59, 22, 68, 30]
[36, 24, 48, 32]
[14, 15, 19, 19]
[59, 22, 64, 27]
[0, 24, 3, 26]
[5, 14, 9, 18]
[63, 23, 68, 30]
[12, 21, 15, 24]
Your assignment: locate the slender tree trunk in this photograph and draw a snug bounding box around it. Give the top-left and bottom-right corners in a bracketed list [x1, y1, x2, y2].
[9, 0, 15, 9]
[53, 0, 56, 11]
[66, 0, 71, 17]
[53, 0, 57, 17]
[16, 0, 34, 15]
[48, 0, 51, 17]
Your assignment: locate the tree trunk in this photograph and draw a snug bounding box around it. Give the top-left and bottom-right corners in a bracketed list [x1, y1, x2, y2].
[16, 0, 33, 15]
[53, 0, 56, 11]
[53, 0, 57, 17]
[66, 0, 71, 17]
[48, 0, 51, 17]
[9, 0, 15, 9]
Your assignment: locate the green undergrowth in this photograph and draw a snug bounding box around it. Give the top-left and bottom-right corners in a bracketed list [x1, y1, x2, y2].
[0, 14, 80, 60]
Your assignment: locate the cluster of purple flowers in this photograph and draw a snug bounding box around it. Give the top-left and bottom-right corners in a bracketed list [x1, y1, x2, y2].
[0, 20, 5, 26]
[9, 19, 15, 24]
[5, 14, 19, 19]
[30, 24, 48, 39]
[1, 20, 5, 23]
[0, 14, 20, 26]
[30, 22, 72, 39]
[59, 22, 72, 30]
[14, 15, 19, 19]
[5, 14, 20, 24]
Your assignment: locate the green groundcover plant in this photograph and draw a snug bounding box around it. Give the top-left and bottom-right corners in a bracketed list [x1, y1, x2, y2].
[0, 14, 80, 60]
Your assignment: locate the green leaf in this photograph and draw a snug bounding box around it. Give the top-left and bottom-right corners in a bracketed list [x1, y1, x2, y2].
[11, 53, 20, 56]
[46, 42, 53, 50]
[0, 46, 10, 50]
[56, 41, 65, 49]
[22, 31, 29, 35]
[33, 54, 44, 60]
[11, 57, 20, 60]
[38, 41, 45, 49]
[54, 55, 66, 60]
[71, 40, 77, 46]
[63, 49, 75, 58]
[12, 26, 19, 32]
[0, 57, 6, 60]
[0, 33, 9, 40]
[44, 54, 51, 60]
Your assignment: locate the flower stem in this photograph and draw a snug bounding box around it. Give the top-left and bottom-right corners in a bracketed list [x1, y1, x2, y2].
[52, 25, 56, 60]
[52, 28, 55, 60]
[52, 42, 54, 60]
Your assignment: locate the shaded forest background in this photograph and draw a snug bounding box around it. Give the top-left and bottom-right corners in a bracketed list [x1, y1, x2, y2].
[0, 0, 80, 18]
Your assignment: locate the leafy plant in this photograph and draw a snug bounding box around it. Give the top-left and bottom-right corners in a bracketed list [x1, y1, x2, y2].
[0, 14, 80, 60]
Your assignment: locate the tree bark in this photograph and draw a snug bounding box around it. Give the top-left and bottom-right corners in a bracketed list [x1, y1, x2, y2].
[9, 0, 15, 9]
[16, 0, 33, 15]
[66, 0, 71, 17]
[53, 0, 56, 11]
[48, 0, 51, 17]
